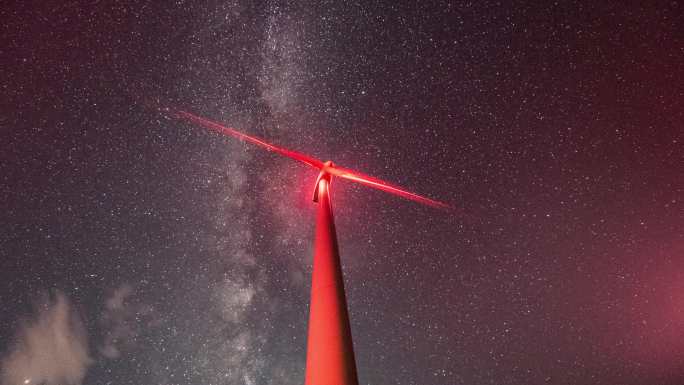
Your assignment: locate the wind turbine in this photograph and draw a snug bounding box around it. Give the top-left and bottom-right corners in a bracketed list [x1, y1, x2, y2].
[176, 111, 449, 385]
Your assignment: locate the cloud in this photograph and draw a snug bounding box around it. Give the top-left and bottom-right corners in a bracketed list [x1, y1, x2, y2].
[1, 292, 91, 385]
[99, 283, 157, 359]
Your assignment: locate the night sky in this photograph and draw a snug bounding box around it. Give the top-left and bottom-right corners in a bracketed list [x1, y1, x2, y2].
[1, 1, 683, 384]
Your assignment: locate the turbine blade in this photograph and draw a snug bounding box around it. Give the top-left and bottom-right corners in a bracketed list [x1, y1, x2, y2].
[326, 166, 451, 209]
[177, 111, 324, 169]
[175, 111, 450, 209]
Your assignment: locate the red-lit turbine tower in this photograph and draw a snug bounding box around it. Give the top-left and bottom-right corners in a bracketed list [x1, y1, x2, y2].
[305, 162, 357, 385]
[176, 112, 448, 385]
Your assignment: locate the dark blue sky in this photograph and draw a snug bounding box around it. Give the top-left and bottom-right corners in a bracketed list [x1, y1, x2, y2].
[1, 1, 682, 384]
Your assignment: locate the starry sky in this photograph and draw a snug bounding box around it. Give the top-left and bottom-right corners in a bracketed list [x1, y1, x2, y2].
[1, 1, 682, 384]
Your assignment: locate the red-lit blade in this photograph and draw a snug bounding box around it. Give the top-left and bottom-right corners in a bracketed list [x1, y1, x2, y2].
[177, 111, 324, 170]
[326, 165, 450, 209]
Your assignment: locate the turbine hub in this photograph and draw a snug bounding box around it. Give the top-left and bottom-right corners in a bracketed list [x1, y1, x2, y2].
[313, 161, 334, 203]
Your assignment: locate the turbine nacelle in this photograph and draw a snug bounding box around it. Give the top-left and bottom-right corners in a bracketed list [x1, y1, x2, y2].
[312, 161, 335, 203]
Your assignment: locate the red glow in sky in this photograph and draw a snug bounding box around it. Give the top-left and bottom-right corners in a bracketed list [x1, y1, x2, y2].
[623, 240, 684, 372]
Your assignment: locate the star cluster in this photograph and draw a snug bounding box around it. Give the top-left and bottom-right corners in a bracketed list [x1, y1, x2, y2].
[1, 1, 682, 385]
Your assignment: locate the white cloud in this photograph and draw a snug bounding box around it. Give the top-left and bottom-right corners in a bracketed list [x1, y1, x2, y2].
[99, 283, 157, 359]
[1, 292, 92, 385]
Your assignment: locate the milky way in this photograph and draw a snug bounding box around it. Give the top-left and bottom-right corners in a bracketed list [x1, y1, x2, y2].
[1, 2, 682, 385]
